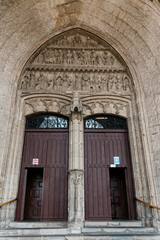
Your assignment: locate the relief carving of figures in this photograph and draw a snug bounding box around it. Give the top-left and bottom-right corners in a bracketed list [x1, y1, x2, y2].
[33, 48, 121, 68]
[19, 31, 132, 96]
[20, 70, 131, 95]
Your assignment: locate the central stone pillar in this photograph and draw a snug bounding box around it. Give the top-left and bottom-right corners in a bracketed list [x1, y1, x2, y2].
[68, 94, 84, 230]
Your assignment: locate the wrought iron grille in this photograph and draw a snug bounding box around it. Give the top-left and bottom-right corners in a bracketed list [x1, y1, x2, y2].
[26, 115, 68, 129]
[85, 115, 127, 129]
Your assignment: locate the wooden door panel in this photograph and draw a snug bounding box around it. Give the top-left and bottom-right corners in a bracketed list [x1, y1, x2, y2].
[23, 132, 47, 166]
[16, 130, 68, 221]
[85, 130, 136, 220]
[42, 167, 67, 220]
[85, 133, 111, 220]
[104, 132, 128, 166]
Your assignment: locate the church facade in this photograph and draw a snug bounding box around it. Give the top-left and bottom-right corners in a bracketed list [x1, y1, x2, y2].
[0, 0, 160, 239]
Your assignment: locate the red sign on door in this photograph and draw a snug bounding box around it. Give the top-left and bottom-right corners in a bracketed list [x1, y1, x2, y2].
[32, 158, 39, 165]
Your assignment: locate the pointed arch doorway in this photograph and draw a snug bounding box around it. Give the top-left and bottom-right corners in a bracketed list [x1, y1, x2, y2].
[84, 115, 136, 220]
[15, 114, 69, 221]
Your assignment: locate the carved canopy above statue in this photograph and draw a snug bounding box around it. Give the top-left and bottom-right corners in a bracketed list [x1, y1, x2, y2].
[19, 28, 132, 96]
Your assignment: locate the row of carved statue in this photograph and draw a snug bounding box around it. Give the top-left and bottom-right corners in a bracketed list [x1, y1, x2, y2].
[20, 71, 130, 93]
[34, 49, 119, 67]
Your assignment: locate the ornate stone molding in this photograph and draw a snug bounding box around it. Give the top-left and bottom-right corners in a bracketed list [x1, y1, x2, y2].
[24, 97, 71, 116]
[82, 99, 129, 118]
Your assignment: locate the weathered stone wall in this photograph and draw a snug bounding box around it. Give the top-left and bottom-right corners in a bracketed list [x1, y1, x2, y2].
[0, 0, 160, 229]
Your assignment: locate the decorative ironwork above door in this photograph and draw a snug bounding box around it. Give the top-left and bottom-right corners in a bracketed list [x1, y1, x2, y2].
[26, 114, 68, 129]
[85, 115, 127, 129]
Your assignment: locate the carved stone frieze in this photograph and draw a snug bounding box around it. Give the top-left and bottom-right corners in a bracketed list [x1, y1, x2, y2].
[19, 29, 132, 96]
[82, 100, 129, 118]
[24, 98, 71, 116]
[20, 70, 131, 94]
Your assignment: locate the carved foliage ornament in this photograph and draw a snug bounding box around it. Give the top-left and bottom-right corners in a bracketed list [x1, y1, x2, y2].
[82, 100, 129, 118]
[25, 98, 71, 117]
[19, 29, 132, 95]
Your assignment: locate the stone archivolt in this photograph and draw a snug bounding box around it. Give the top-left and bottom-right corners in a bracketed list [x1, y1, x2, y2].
[19, 29, 132, 96]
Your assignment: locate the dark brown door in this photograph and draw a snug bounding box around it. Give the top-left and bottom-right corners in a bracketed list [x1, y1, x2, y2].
[110, 168, 128, 219]
[85, 129, 136, 220]
[24, 168, 43, 220]
[85, 132, 111, 220]
[16, 129, 68, 221]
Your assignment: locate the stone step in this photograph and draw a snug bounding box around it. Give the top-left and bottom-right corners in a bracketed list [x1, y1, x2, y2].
[82, 226, 156, 235]
[0, 226, 158, 238]
[84, 220, 143, 228]
[0, 234, 160, 240]
[9, 221, 67, 228]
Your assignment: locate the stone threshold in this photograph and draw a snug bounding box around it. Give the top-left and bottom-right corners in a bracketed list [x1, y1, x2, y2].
[9, 220, 143, 229]
[9, 221, 68, 228]
[84, 220, 143, 227]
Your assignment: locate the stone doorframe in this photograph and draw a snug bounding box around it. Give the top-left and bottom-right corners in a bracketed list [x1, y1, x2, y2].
[0, 28, 158, 229]
[1, 92, 152, 227]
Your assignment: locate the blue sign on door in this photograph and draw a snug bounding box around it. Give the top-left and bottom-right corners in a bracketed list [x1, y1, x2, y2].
[114, 156, 120, 165]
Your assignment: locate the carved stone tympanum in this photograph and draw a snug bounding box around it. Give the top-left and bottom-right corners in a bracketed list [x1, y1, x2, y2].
[19, 29, 132, 96]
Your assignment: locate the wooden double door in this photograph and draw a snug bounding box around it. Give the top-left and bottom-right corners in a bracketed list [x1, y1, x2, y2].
[85, 130, 136, 220]
[16, 129, 68, 221]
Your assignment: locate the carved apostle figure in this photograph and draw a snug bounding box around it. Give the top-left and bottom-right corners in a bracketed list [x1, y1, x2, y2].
[58, 49, 63, 64]
[30, 72, 36, 89]
[108, 52, 115, 65]
[55, 73, 63, 90]
[66, 50, 73, 64]
[75, 74, 82, 90]
[90, 50, 99, 65]
[116, 75, 122, 92]
[123, 76, 130, 92]
[21, 71, 31, 89]
[21, 75, 29, 89]
[82, 73, 90, 90]
[102, 51, 108, 65]
[109, 75, 117, 92]
[54, 49, 60, 64]
[35, 73, 45, 90]
[43, 48, 50, 63]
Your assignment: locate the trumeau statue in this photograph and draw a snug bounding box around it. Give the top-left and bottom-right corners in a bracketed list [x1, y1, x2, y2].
[19, 29, 132, 96]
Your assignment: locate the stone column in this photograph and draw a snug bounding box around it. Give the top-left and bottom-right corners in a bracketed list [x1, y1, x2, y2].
[68, 93, 84, 230]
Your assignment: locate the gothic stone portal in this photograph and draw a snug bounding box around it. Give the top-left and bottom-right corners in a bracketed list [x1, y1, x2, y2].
[16, 28, 135, 223]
